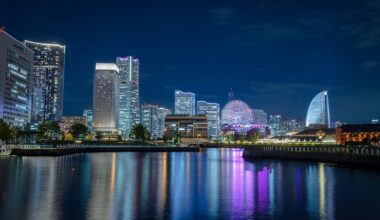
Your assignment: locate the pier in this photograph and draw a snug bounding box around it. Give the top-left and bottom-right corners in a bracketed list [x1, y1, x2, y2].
[10, 145, 200, 156]
[243, 144, 380, 168]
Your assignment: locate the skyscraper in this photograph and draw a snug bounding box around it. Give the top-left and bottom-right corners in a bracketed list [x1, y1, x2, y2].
[83, 106, 93, 131]
[24, 40, 65, 122]
[174, 90, 195, 115]
[92, 63, 119, 132]
[0, 29, 34, 127]
[141, 104, 159, 138]
[269, 114, 283, 137]
[252, 109, 268, 125]
[157, 107, 172, 138]
[116, 56, 140, 138]
[197, 101, 220, 138]
[306, 91, 331, 128]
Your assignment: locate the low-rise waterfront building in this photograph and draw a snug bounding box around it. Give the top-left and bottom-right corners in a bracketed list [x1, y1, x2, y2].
[164, 114, 208, 142]
[60, 116, 87, 133]
[336, 124, 380, 146]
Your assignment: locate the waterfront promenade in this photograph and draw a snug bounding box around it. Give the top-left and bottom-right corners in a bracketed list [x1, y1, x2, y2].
[10, 145, 199, 156]
[243, 144, 380, 168]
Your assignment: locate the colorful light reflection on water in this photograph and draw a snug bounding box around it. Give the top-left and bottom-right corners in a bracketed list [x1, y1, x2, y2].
[1, 149, 380, 219]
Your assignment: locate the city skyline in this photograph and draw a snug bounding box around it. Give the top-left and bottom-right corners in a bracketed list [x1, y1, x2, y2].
[2, 1, 380, 123]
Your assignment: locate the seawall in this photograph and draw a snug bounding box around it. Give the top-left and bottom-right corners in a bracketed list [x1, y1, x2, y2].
[11, 146, 200, 156]
[243, 145, 380, 168]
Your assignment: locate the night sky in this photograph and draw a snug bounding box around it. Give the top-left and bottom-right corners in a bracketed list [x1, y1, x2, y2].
[1, 0, 380, 123]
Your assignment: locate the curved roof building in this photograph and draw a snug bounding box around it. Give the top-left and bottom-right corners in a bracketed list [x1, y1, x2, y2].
[221, 100, 253, 126]
[306, 91, 330, 128]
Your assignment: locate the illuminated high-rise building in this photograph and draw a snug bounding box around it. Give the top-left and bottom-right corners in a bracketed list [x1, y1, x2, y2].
[197, 101, 220, 138]
[24, 40, 65, 122]
[92, 63, 119, 132]
[83, 106, 93, 131]
[141, 104, 159, 138]
[174, 90, 195, 115]
[269, 114, 284, 136]
[116, 56, 140, 138]
[306, 91, 331, 128]
[0, 29, 34, 127]
[157, 107, 172, 137]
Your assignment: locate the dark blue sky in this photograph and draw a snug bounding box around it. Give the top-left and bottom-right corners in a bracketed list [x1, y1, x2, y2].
[2, 0, 380, 123]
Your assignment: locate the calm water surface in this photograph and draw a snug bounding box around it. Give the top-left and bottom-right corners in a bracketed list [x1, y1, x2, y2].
[1, 148, 380, 220]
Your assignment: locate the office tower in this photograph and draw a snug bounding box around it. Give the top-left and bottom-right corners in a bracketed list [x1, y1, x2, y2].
[141, 104, 159, 138]
[24, 40, 65, 122]
[269, 114, 283, 137]
[252, 109, 268, 125]
[197, 101, 220, 138]
[83, 106, 93, 131]
[306, 90, 331, 129]
[157, 107, 172, 138]
[0, 29, 34, 127]
[92, 63, 119, 132]
[174, 90, 195, 115]
[116, 56, 140, 138]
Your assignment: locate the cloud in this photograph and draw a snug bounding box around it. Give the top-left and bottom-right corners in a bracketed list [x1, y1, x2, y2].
[210, 7, 235, 26]
[249, 82, 321, 96]
[362, 60, 380, 68]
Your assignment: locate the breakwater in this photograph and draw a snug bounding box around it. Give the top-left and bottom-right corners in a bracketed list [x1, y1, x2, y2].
[11, 145, 200, 156]
[243, 145, 380, 168]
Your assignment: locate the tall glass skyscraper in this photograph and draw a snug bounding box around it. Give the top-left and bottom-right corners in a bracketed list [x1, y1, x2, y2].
[24, 40, 65, 122]
[174, 90, 195, 115]
[92, 63, 119, 132]
[116, 56, 140, 138]
[197, 101, 220, 138]
[141, 104, 159, 138]
[0, 30, 34, 127]
[306, 91, 331, 128]
[157, 107, 172, 137]
[83, 106, 93, 131]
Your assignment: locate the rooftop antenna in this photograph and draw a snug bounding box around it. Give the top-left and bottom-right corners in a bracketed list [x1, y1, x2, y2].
[228, 88, 234, 101]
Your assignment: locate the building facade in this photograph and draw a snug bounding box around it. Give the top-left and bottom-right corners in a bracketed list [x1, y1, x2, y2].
[164, 114, 208, 139]
[141, 104, 159, 138]
[116, 56, 140, 138]
[60, 116, 87, 133]
[197, 101, 220, 138]
[269, 114, 284, 137]
[306, 91, 331, 129]
[24, 40, 65, 122]
[83, 106, 93, 131]
[0, 30, 34, 127]
[92, 63, 119, 132]
[157, 107, 172, 138]
[174, 90, 195, 115]
[336, 124, 380, 146]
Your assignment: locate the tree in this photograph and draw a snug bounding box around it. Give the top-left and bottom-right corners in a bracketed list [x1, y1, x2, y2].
[246, 128, 260, 143]
[95, 131, 103, 141]
[64, 133, 74, 141]
[129, 124, 150, 142]
[70, 123, 89, 140]
[37, 121, 61, 141]
[0, 120, 13, 143]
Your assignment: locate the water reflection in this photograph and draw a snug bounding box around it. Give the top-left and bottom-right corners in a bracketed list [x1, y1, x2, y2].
[1, 149, 380, 219]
